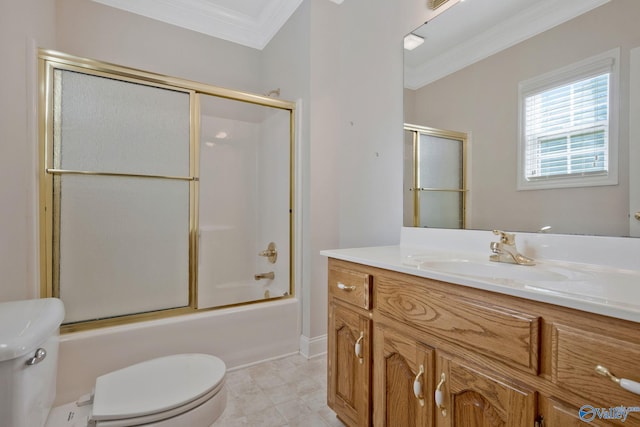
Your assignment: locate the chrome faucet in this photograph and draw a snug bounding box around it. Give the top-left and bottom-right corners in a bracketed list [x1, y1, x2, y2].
[254, 271, 275, 280]
[489, 230, 535, 266]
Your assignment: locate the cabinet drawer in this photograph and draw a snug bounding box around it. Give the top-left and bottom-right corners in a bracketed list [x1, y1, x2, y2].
[376, 275, 540, 373]
[329, 265, 372, 310]
[552, 324, 640, 410]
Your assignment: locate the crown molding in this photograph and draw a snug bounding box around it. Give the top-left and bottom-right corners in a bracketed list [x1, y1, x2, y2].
[91, 0, 303, 50]
[405, 0, 611, 90]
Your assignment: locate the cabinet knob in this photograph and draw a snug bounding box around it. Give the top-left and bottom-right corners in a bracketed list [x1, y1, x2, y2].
[413, 365, 425, 407]
[435, 372, 447, 416]
[635, 212, 640, 221]
[355, 332, 364, 364]
[595, 365, 640, 395]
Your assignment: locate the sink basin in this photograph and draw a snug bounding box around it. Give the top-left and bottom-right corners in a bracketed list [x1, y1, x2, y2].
[418, 259, 569, 282]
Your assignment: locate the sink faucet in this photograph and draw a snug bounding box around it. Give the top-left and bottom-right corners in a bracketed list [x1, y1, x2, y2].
[489, 230, 535, 266]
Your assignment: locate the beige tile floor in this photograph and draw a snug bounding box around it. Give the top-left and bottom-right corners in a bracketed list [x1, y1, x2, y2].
[212, 353, 346, 427]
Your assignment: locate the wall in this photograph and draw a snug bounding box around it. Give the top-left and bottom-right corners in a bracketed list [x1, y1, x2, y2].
[264, 0, 430, 347]
[54, 0, 263, 92]
[409, 0, 640, 236]
[0, 0, 56, 301]
[261, 0, 313, 347]
[298, 0, 431, 346]
[0, 0, 431, 354]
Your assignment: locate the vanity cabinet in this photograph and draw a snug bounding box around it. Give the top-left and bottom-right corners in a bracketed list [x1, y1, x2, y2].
[434, 352, 536, 427]
[539, 397, 619, 426]
[327, 262, 373, 427]
[326, 258, 640, 427]
[373, 324, 434, 426]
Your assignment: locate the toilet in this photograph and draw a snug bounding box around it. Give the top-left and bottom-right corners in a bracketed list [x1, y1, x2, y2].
[0, 298, 227, 427]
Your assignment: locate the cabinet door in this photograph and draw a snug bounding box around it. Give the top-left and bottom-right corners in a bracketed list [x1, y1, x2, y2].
[540, 397, 624, 427]
[373, 325, 434, 427]
[435, 353, 536, 427]
[328, 302, 371, 427]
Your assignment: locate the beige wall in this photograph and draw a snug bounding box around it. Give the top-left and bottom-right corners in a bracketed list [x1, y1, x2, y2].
[0, 0, 428, 345]
[55, 0, 264, 93]
[409, 0, 640, 236]
[0, 0, 56, 301]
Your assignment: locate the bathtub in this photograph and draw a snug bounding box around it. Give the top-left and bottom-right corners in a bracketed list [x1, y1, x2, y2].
[198, 278, 290, 308]
[54, 297, 300, 405]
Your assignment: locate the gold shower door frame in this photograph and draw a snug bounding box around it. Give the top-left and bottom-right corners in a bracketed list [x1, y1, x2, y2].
[38, 50, 296, 332]
[404, 123, 467, 229]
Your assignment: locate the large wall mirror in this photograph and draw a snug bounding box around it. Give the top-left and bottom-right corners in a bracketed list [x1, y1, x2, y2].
[404, 0, 640, 237]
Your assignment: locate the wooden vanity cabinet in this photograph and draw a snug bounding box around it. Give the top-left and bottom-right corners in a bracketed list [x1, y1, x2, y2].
[539, 397, 620, 427]
[434, 352, 537, 427]
[327, 261, 373, 427]
[373, 324, 434, 427]
[326, 258, 640, 427]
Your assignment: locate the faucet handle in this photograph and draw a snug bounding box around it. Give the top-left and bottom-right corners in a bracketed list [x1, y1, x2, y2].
[492, 229, 515, 245]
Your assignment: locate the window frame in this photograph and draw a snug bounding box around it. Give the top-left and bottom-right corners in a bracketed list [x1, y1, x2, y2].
[517, 48, 619, 190]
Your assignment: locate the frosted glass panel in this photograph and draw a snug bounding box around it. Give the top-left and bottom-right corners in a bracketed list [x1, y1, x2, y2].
[418, 134, 463, 189]
[53, 69, 190, 176]
[56, 175, 190, 323]
[419, 191, 463, 229]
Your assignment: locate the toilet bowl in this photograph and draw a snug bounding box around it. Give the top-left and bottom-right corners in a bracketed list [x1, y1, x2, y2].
[0, 298, 227, 427]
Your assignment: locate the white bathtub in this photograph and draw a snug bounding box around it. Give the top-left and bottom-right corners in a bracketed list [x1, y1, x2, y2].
[199, 278, 290, 308]
[54, 297, 300, 405]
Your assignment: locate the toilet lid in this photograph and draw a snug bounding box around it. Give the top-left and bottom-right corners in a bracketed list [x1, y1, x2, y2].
[92, 353, 225, 422]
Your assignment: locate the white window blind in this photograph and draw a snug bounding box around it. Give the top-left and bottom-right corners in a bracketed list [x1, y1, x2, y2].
[518, 49, 619, 190]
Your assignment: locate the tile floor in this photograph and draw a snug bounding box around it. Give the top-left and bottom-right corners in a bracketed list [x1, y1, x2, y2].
[212, 353, 346, 427]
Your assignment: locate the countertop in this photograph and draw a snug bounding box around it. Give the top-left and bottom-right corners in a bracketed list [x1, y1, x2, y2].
[321, 244, 640, 323]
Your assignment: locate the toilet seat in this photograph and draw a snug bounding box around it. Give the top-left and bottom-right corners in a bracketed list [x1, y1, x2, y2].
[90, 354, 226, 426]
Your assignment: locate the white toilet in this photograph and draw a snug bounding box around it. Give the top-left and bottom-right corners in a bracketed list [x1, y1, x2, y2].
[0, 298, 227, 427]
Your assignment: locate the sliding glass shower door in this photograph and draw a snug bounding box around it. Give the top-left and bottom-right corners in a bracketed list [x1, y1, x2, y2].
[404, 124, 467, 229]
[40, 50, 295, 330]
[48, 68, 193, 324]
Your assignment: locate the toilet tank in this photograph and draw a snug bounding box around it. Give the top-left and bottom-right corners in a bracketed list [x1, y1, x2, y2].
[0, 298, 65, 427]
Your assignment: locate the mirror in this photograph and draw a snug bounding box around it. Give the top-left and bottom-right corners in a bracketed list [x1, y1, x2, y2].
[404, 0, 639, 237]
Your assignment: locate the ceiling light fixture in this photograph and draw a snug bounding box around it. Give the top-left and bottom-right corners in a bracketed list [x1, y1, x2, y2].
[404, 33, 425, 51]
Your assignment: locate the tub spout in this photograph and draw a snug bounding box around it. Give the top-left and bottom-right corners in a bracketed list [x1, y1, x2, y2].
[254, 272, 275, 280]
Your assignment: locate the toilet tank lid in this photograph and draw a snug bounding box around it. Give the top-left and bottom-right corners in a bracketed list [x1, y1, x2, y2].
[0, 298, 65, 362]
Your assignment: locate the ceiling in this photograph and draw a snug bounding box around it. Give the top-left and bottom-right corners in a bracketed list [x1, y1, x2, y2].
[404, 0, 611, 89]
[91, 0, 610, 87]
[91, 0, 306, 50]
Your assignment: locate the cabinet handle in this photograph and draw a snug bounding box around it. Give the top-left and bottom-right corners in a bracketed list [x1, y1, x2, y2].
[337, 282, 356, 291]
[435, 372, 447, 416]
[413, 365, 425, 407]
[355, 332, 364, 364]
[595, 365, 640, 395]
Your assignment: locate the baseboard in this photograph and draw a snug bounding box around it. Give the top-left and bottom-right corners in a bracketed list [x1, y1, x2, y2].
[299, 333, 327, 358]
